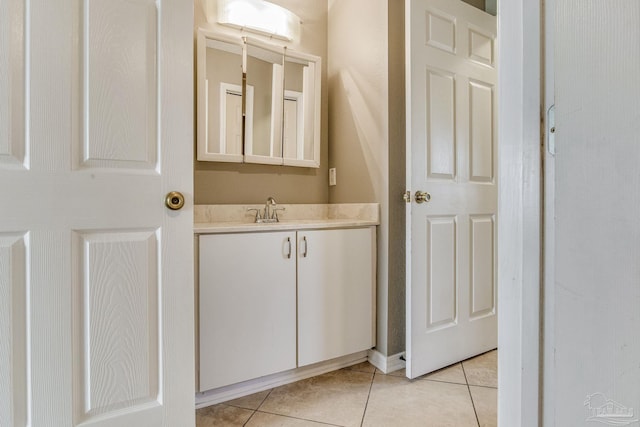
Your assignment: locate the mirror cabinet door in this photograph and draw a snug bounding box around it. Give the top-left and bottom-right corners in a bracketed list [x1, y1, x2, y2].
[197, 32, 244, 162]
[283, 52, 321, 168]
[243, 41, 284, 165]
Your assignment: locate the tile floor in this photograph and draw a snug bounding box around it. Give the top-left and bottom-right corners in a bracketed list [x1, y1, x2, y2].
[196, 349, 497, 427]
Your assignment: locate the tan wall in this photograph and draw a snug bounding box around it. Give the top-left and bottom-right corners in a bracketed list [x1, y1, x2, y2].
[386, 0, 406, 356]
[328, 0, 397, 355]
[194, 0, 329, 205]
[462, 0, 486, 11]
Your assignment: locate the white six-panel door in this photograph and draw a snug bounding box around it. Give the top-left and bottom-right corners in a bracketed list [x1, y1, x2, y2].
[406, 0, 497, 378]
[0, 0, 194, 426]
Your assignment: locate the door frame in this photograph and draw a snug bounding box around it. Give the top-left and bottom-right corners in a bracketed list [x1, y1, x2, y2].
[497, 0, 543, 426]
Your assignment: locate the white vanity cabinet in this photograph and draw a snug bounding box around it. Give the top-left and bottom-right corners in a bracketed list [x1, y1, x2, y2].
[297, 228, 376, 366]
[197, 226, 375, 392]
[198, 231, 297, 391]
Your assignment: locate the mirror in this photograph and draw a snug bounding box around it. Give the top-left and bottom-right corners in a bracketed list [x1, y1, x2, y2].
[282, 51, 321, 167]
[196, 31, 321, 168]
[243, 40, 284, 165]
[196, 31, 247, 162]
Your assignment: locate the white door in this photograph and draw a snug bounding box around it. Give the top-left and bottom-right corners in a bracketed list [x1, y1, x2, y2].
[546, 1, 640, 424]
[0, 0, 194, 426]
[223, 88, 244, 156]
[406, 0, 497, 378]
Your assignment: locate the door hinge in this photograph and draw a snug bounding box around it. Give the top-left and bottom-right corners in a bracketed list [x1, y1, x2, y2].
[403, 190, 411, 203]
[547, 104, 556, 156]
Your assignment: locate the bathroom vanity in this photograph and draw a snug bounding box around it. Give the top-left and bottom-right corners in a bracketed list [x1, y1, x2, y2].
[194, 204, 378, 403]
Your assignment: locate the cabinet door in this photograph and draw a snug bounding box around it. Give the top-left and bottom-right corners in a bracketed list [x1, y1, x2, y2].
[297, 228, 376, 367]
[199, 231, 296, 391]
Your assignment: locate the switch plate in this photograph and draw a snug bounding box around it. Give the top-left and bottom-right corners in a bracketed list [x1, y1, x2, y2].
[329, 168, 337, 186]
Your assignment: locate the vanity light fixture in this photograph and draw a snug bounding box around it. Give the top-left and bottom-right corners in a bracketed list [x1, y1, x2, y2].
[217, 0, 301, 42]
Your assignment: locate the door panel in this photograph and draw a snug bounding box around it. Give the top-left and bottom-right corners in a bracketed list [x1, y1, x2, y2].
[0, 0, 194, 425]
[469, 80, 494, 181]
[0, 233, 28, 427]
[73, 230, 160, 423]
[407, 0, 497, 379]
[82, 0, 158, 169]
[426, 69, 456, 180]
[426, 216, 457, 329]
[0, 0, 25, 168]
[470, 215, 495, 318]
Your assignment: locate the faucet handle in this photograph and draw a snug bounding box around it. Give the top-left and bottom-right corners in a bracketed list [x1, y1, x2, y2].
[247, 208, 262, 221]
[272, 207, 285, 221]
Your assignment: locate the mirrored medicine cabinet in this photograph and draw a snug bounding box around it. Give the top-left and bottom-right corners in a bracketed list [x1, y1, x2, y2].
[196, 29, 321, 168]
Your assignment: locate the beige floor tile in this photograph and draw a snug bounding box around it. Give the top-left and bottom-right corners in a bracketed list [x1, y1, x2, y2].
[383, 367, 406, 377]
[259, 369, 374, 427]
[196, 404, 254, 427]
[345, 361, 377, 374]
[470, 386, 497, 427]
[362, 375, 478, 427]
[225, 390, 271, 410]
[246, 411, 338, 426]
[423, 363, 467, 385]
[462, 350, 497, 388]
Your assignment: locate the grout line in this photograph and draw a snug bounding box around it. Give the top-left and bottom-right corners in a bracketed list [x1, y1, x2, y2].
[417, 376, 469, 387]
[240, 388, 273, 426]
[255, 410, 345, 426]
[359, 372, 376, 427]
[242, 409, 258, 427]
[467, 383, 498, 390]
[256, 388, 273, 410]
[461, 363, 481, 427]
[225, 388, 273, 411]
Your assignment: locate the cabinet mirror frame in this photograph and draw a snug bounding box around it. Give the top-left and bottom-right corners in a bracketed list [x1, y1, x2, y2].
[242, 37, 285, 166]
[196, 30, 247, 163]
[282, 49, 322, 168]
[196, 29, 322, 168]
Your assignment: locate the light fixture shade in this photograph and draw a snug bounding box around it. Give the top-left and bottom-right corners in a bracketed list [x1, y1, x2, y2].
[217, 0, 301, 42]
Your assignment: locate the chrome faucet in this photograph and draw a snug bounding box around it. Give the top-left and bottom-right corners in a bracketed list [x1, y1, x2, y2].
[265, 197, 276, 220]
[248, 197, 285, 223]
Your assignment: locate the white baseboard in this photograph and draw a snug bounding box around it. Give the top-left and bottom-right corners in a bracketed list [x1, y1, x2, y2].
[367, 349, 406, 374]
[196, 351, 369, 409]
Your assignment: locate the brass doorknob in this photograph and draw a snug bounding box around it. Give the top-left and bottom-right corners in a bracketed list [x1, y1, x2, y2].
[415, 191, 431, 204]
[165, 191, 185, 210]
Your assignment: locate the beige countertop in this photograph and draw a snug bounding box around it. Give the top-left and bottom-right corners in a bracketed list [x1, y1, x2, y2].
[194, 203, 380, 234]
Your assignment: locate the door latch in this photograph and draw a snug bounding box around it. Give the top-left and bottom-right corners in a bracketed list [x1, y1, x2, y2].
[403, 191, 411, 203]
[547, 104, 555, 156]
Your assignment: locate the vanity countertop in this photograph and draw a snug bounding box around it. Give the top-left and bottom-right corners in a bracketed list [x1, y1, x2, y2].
[194, 203, 380, 234]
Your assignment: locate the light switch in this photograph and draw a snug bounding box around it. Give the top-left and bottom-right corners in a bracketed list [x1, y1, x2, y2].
[329, 168, 337, 186]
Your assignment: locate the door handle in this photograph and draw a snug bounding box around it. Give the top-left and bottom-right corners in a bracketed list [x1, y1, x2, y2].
[415, 191, 431, 204]
[165, 191, 185, 210]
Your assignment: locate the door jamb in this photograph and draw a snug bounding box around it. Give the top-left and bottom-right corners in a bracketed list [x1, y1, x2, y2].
[497, 0, 543, 426]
